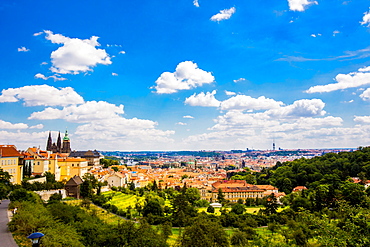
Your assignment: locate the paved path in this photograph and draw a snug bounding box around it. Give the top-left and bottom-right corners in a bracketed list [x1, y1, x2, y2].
[0, 200, 18, 247]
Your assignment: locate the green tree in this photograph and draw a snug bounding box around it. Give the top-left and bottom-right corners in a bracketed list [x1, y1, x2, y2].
[143, 199, 163, 217]
[129, 181, 135, 191]
[49, 192, 62, 202]
[340, 180, 366, 206]
[207, 205, 215, 213]
[152, 180, 159, 192]
[0, 168, 11, 184]
[80, 173, 98, 198]
[45, 171, 56, 183]
[160, 221, 173, 240]
[263, 194, 279, 215]
[217, 188, 226, 204]
[0, 183, 10, 200]
[178, 216, 229, 247]
[231, 203, 246, 215]
[230, 230, 250, 246]
[185, 187, 201, 205]
[9, 188, 39, 202]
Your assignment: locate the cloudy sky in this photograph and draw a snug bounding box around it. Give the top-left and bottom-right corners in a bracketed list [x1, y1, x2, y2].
[1, 0, 370, 151]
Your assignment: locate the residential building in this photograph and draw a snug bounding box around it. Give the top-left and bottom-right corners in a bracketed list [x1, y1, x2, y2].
[58, 157, 88, 181]
[0, 145, 23, 184]
[106, 171, 129, 188]
[69, 150, 103, 166]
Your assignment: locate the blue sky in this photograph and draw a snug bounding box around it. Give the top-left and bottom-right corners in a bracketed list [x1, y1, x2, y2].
[1, 0, 370, 151]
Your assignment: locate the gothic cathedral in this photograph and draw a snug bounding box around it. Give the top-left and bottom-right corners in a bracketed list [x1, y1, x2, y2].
[46, 130, 71, 154]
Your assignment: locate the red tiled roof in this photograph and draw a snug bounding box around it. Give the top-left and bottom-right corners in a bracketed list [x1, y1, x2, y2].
[293, 186, 307, 191]
[0, 145, 22, 157]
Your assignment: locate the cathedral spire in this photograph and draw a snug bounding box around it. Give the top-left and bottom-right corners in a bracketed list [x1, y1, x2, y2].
[46, 131, 52, 151]
[57, 131, 62, 153]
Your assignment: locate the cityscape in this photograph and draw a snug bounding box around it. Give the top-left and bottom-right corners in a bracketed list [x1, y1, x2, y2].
[0, 131, 369, 246]
[1, 0, 370, 246]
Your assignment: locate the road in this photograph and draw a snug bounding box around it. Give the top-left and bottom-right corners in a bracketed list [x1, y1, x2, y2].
[0, 200, 18, 247]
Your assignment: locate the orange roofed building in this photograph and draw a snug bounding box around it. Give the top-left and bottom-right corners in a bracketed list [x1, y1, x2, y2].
[208, 180, 265, 203]
[58, 157, 88, 181]
[200, 180, 282, 203]
[0, 145, 23, 184]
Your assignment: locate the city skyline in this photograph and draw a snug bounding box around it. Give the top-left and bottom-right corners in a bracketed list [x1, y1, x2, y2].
[1, 0, 370, 151]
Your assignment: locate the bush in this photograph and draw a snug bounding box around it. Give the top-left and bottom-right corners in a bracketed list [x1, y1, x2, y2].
[49, 193, 62, 202]
[9, 189, 40, 203]
[207, 205, 215, 213]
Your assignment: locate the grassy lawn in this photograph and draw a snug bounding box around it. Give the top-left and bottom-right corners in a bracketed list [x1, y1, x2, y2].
[64, 199, 123, 225]
[103, 191, 145, 208]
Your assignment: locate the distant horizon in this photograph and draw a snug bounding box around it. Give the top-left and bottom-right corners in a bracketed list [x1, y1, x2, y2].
[98, 147, 357, 153]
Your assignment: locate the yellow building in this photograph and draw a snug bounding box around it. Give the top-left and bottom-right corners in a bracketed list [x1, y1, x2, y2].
[26, 147, 49, 176]
[48, 153, 62, 181]
[58, 157, 88, 181]
[207, 180, 265, 203]
[0, 145, 23, 184]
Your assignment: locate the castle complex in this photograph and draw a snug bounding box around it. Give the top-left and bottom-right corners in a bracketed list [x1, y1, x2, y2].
[46, 130, 71, 154]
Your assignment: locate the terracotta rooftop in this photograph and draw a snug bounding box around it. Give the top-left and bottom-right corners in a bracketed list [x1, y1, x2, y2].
[0, 145, 22, 157]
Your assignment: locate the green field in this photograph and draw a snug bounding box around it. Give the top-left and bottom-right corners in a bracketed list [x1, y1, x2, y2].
[103, 191, 146, 208]
[64, 199, 124, 225]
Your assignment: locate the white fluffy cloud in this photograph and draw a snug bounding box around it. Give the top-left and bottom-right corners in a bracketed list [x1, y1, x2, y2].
[267, 99, 326, 118]
[287, 0, 318, 12]
[0, 131, 51, 148]
[193, 0, 199, 7]
[0, 120, 28, 129]
[183, 109, 352, 150]
[44, 30, 112, 74]
[225, 91, 236, 96]
[74, 118, 175, 150]
[153, 61, 215, 94]
[0, 85, 84, 106]
[185, 90, 220, 107]
[30, 124, 44, 129]
[185, 92, 322, 117]
[354, 115, 370, 124]
[306, 68, 370, 93]
[360, 88, 370, 101]
[28, 101, 124, 122]
[34, 73, 67, 81]
[220, 95, 283, 111]
[17, 46, 29, 52]
[210, 7, 236, 22]
[183, 115, 194, 119]
[361, 9, 370, 27]
[209, 111, 274, 131]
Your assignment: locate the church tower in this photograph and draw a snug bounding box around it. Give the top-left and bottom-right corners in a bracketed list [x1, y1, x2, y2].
[61, 129, 71, 154]
[57, 131, 62, 153]
[46, 131, 52, 151]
